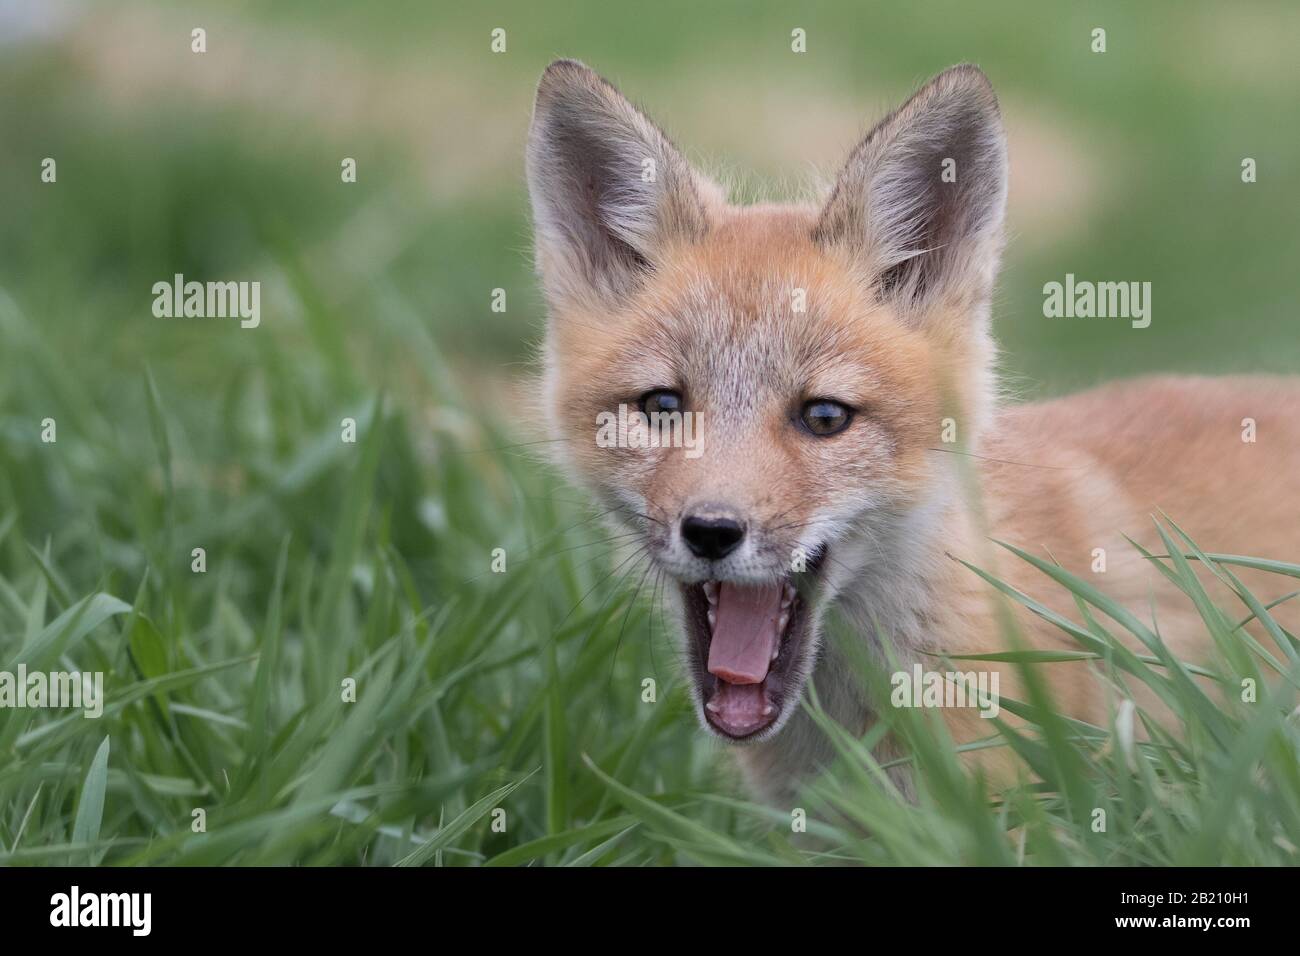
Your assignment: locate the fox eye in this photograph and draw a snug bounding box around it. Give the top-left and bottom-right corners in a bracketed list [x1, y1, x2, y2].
[800, 399, 853, 436]
[640, 389, 682, 415]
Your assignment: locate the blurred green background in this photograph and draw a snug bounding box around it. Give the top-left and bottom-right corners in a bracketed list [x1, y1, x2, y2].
[1, 0, 1298, 864]
[6, 0, 1299, 403]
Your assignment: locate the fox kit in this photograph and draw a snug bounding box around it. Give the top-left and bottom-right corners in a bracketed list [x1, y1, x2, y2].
[526, 60, 1300, 801]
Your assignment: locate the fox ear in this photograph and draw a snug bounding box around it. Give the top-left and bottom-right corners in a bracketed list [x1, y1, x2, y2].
[527, 59, 716, 311]
[814, 65, 1007, 316]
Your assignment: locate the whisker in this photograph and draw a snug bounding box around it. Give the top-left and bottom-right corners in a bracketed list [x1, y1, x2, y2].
[515, 492, 666, 527]
[442, 437, 574, 457]
[925, 446, 1078, 471]
[549, 543, 650, 657]
[599, 558, 657, 728]
[456, 505, 648, 587]
[766, 517, 818, 534]
[647, 565, 665, 686]
[574, 546, 653, 660]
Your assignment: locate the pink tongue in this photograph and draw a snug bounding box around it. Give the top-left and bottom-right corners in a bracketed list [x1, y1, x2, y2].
[706, 582, 784, 685]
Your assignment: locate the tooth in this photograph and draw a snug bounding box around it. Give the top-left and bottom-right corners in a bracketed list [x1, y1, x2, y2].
[781, 583, 795, 608]
[707, 608, 716, 629]
[706, 699, 721, 714]
[761, 704, 775, 717]
[703, 582, 718, 605]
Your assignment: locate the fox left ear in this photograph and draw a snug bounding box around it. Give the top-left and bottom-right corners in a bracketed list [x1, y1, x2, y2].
[814, 65, 1008, 316]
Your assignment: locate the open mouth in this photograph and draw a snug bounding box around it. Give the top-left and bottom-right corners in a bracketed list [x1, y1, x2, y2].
[681, 549, 826, 741]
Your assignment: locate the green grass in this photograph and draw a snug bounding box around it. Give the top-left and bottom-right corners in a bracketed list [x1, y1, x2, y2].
[2, 345, 1299, 864]
[1, 0, 1299, 865]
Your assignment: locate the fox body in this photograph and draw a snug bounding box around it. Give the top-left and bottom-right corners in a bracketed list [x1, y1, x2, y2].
[526, 60, 1300, 801]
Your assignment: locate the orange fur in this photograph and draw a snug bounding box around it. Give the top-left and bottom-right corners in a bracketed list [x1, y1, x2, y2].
[528, 60, 1300, 798]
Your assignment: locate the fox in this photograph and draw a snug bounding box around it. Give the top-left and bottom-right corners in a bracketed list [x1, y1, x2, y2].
[525, 59, 1300, 802]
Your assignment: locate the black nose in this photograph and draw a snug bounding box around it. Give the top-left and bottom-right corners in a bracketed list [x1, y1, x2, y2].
[681, 514, 746, 560]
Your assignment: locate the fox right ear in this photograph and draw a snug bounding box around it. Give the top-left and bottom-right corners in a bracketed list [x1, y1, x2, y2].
[814, 65, 1008, 317]
[527, 60, 716, 312]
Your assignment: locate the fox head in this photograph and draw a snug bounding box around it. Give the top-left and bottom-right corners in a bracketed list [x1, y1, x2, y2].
[526, 60, 1007, 744]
